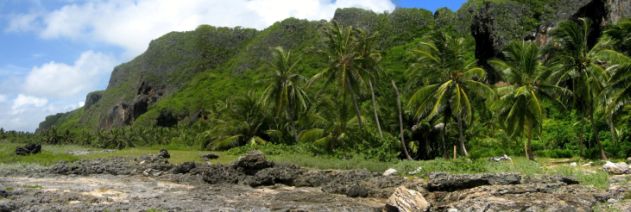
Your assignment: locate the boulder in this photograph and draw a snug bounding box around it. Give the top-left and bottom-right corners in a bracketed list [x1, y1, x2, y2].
[626, 157, 631, 165]
[383, 168, 398, 176]
[232, 151, 273, 175]
[385, 186, 430, 212]
[427, 173, 521, 191]
[603, 161, 629, 175]
[15, 144, 41, 156]
[489, 154, 512, 162]
[158, 149, 170, 159]
[172, 162, 196, 174]
[201, 153, 219, 160]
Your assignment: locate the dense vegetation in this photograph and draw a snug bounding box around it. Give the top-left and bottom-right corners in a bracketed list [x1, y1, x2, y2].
[11, 2, 631, 162]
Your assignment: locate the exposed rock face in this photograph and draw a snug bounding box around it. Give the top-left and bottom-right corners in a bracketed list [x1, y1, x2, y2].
[101, 102, 133, 128]
[84, 91, 103, 109]
[607, 0, 631, 23]
[385, 186, 430, 212]
[427, 173, 521, 191]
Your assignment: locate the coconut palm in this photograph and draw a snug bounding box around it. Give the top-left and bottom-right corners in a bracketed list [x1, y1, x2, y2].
[491, 41, 569, 160]
[548, 18, 610, 159]
[407, 32, 493, 157]
[355, 28, 385, 138]
[313, 22, 370, 129]
[261, 47, 309, 142]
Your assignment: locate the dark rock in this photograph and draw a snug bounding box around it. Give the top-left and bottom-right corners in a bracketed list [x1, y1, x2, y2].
[50, 158, 136, 175]
[201, 153, 219, 160]
[15, 144, 41, 156]
[84, 91, 103, 109]
[172, 162, 196, 174]
[247, 165, 303, 187]
[0, 190, 7, 198]
[158, 149, 170, 159]
[232, 151, 273, 175]
[427, 173, 521, 192]
[202, 166, 244, 184]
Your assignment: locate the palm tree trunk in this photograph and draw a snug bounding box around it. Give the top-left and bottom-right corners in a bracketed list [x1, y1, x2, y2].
[347, 78, 363, 129]
[368, 81, 383, 138]
[590, 114, 607, 160]
[457, 112, 469, 157]
[392, 81, 412, 160]
[607, 116, 618, 143]
[526, 127, 534, 161]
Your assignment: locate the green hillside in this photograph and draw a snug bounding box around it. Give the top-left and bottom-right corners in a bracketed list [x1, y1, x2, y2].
[34, 0, 631, 160]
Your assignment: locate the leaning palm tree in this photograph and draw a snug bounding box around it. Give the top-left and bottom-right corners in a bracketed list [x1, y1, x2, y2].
[313, 22, 370, 129]
[548, 18, 610, 159]
[491, 41, 568, 160]
[407, 32, 493, 157]
[261, 47, 309, 142]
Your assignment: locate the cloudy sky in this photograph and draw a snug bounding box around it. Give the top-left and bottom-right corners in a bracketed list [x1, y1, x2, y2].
[0, 0, 465, 132]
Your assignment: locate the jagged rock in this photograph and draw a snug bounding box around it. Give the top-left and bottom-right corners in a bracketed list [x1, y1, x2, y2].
[15, 144, 41, 156]
[383, 168, 398, 176]
[247, 165, 303, 187]
[172, 162, 196, 174]
[158, 149, 170, 159]
[385, 186, 430, 212]
[603, 161, 630, 175]
[201, 153, 219, 160]
[232, 151, 273, 175]
[142, 168, 163, 177]
[427, 173, 521, 191]
[433, 182, 606, 211]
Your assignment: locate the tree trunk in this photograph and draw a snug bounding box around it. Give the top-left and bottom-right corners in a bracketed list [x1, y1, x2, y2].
[607, 116, 618, 143]
[457, 112, 469, 157]
[453, 144, 457, 160]
[369, 81, 383, 138]
[392, 81, 413, 160]
[526, 127, 534, 161]
[591, 115, 607, 160]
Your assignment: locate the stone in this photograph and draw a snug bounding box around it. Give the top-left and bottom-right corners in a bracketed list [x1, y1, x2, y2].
[570, 162, 578, 167]
[427, 173, 521, 191]
[383, 168, 398, 176]
[15, 144, 41, 156]
[489, 154, 512, 162]
[385, 186, 430, 212]
[158, 149, 170, 159]
[201, 153, 219, 160]
[603, 161, 629, 175]
[232, 151, 273, 175]
[408, 167, 423, 175]
[172, 162, 196, 174]
[626, 157, 631, 165]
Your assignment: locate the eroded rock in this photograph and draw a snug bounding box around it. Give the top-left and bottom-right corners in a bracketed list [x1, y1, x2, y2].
[603, 161, 630, 175]
[385, 186, 429, 212]
[15, 144, 41, 156]
[427, 173, 521, 191]
[232, 151, 273, 175]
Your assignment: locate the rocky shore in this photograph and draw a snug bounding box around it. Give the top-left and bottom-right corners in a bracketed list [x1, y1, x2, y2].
[1, 151, 630, 211]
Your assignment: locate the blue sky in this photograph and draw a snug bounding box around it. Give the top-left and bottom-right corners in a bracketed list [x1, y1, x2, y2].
[0, 0, 465, 131]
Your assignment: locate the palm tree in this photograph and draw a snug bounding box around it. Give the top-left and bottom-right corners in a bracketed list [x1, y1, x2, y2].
[355, 28, 385, 138]
[548, 18, 610, 159]
[407, 32, 492, 157]
[261, 47, 309, 142]
[491, 41, 568, 160]
[314, 22, 370, 129]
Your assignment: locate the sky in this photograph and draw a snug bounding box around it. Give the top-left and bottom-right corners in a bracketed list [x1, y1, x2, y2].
[0, 0, 466, 132]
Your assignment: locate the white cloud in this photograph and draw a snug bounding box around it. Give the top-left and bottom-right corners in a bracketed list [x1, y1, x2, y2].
[22, 51, 117, 98]
[9, 0, 395, 56]
[11, 94, 48, 114]
[0, 94, 6, 103]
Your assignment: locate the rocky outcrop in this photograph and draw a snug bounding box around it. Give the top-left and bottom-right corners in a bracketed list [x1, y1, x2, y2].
[15, 144, 41, 156]
[385, 186, 430, 212]
[427, 172, 521, 191]
[84, 91, 103, 109]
